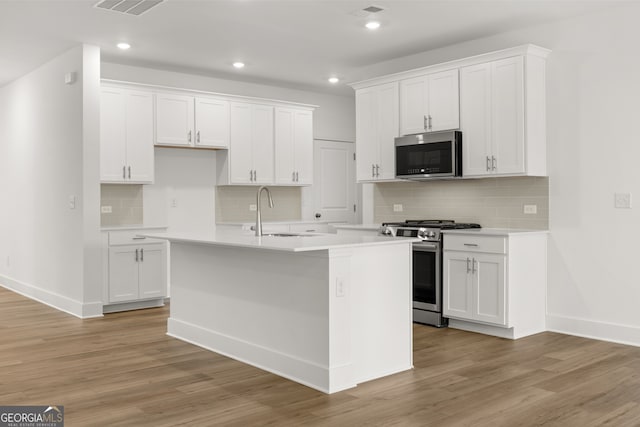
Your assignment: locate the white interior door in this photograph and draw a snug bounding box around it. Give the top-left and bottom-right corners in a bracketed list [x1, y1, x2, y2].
[310, 140, 357, 223]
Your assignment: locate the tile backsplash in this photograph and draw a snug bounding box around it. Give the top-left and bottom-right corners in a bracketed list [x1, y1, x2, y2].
[100, 184, 144, 227]
[216, 186, 302, 223]
[374, 176, 548, 229]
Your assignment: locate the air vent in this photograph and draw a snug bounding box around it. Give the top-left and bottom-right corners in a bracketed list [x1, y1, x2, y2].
[349, 4, 385, 18]
[94, 0, 165, 16]
[362, 5, 384, 13]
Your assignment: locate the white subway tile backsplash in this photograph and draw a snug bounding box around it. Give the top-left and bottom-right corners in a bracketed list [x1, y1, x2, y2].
[100, 184, 144, 227]
[216, 186, 302, 222]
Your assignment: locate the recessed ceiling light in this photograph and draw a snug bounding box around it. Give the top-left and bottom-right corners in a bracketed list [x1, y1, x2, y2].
[233, 62, 245, 69]
[117, 42, 131, 50]
[328, 77, 339, 84]
[365, 21, 381, 30]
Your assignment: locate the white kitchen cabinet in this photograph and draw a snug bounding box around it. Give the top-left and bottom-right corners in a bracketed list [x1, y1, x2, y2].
[155, 93, 229, 149]
[274, 107, 313, 185]
[108, 243, 166, 303]
[100, 87, 154, 183]
[355, 82, 399, 182]
[460, 55, 546, 177]
[400, 69, 460, 135]
[442, 230, 547, 339]
[217, 102, 274, 185]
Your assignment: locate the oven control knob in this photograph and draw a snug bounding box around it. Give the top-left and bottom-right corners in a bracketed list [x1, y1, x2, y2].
[380, 227, 392, 236]
[427, 231, 436, 239]
[417, 229, 427, 239]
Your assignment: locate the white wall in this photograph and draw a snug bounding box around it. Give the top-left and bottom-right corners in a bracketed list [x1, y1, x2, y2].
[361, 3, 640, 345]
[0, 45, 102, 317]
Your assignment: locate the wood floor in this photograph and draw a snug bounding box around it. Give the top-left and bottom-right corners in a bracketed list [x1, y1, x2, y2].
[2, 288, 640, 426]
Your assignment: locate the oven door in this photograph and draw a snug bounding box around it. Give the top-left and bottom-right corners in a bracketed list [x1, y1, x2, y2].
[412, 241, 441, 312]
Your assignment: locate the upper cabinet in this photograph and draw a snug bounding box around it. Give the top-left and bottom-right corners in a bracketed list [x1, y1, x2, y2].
[400, 69, 460, 135]
[274, 108, 314, 185]
[460, 55, 545, 177]
[355, 82, 399, 182]
[100, 86, 154, 184]
[155, 94, 229, 149]
[350, 44, 550, 180]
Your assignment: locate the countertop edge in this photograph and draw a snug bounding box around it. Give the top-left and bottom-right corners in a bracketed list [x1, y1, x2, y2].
[442, 228, 549, 236]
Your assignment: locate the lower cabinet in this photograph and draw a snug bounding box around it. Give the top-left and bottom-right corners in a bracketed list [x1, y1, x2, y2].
[108, 244, 166, 303]
[443, 231, 547, 339]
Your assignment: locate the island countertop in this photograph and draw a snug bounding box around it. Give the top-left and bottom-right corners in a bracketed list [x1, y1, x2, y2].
[140, 229, 418, 253]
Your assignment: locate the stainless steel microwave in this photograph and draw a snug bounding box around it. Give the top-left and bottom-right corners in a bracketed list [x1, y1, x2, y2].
[395, 131, 462, 180]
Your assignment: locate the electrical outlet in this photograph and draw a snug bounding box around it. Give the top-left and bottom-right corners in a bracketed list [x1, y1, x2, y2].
[393, 204, 403, 212]
[523, 204, 537, 214]
[249, 204, 257, 211]
[615, 193, 632, 209]
[101, 205, 112, 214]
[336, 277, 346, 298]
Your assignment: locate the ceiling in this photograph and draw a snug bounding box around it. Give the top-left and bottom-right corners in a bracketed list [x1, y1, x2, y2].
[0, 0, 623, 94]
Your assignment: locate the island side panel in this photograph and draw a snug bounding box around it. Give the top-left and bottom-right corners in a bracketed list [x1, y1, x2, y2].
[167, 242, 332, 392]
[345, 242, 413, 384]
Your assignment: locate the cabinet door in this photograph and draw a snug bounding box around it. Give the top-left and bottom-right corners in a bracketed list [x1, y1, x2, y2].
[293, 110, 313, 185]
[229, 102, 254, 184]
[108, 247, 139, 303]
[195, 97, 229, 148]
[491, 57, 525, 175]
[376, 82, 399, 180]
[400, 76, 428, 135]
[274, 108, 296, 184]
[138, 244, 167, 300]
[355, 88, 378, 182]
[100, 88, 127, 182]
[155, 94, 194, 146]
[125, 90, 154, 183]
[443, 252, 474, 321]
[473, 253, 507, 326]
[427, 69, 460, 132]
[251, 105, 274, 184]
[460, 62, 493, 176]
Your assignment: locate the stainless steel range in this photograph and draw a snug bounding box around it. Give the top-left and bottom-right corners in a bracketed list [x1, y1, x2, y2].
[379, 220, 481, 327]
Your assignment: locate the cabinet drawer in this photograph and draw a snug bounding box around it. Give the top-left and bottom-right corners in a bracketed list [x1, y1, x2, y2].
[108, 230, 166, 246]
[444, 234, 506, 254]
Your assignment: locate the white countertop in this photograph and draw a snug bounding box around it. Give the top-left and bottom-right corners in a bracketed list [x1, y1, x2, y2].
[217, 220, 345, 226]
[140, 229, 417, 253]
[101, 225, 168, 232]
[442, 228, 549, 236]
[332, 224, 381, 231]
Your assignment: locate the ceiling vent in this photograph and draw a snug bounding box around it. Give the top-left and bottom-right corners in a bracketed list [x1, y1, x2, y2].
[94, 0, 165, 16]
[349, 5, 385, 18]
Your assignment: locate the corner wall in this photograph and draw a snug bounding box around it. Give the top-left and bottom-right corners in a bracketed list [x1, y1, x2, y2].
[0, 45, 102, 318]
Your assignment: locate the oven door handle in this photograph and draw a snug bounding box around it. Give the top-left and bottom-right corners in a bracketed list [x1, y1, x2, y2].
[413, 243, 439, 251]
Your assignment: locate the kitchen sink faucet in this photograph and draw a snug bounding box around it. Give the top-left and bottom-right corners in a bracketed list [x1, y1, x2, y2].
[255, 186, 274, 236]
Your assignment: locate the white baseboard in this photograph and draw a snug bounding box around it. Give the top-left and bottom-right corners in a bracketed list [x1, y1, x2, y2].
[547, 314, 640, 347]
[167, 317, 356, 394]
[0, 274, 103, 319]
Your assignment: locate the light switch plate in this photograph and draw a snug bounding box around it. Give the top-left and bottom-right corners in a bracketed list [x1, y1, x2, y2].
[393, 204, 403, 212]
[615, 193, 632, 209]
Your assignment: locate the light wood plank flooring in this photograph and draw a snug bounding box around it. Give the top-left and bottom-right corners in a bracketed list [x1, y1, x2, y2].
[2, 287, 640, 426]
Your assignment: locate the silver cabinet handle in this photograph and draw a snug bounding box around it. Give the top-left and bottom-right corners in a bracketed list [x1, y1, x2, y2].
[132, 236, 146, 240]
[486, 156, 491, 171]
[375, 164, 380, 177]
[123, 166, 126, 179]
[188, 130, 192, 142]
[140, 248, 144, 262]
[196, 130, 200, 144]
[466, 257, 470, 273]
[423, 115, 428, 130]
[135, 249, 139, 262]
[428, 115, 433, 131]
[128, 166, 131, 179]
[492, 156, 497, 171]
[463, 243, 478, 247]
[296, 171, 299, 182]
[250, 170, 253, 182]
[292, 171, 296, 182]
[472, 258, 477, 274]
[254, 170, 257, 181]
[372, 164, 376, 178]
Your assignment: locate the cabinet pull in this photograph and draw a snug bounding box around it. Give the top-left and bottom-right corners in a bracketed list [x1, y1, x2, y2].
[128, 166, 131, 179]
[141, 248, 144, 262]
[428, 115, 433, 131]
[250, 170, 253, 182]
[296, 171, 299, 182]
[472, 258, 477, 274]
[135, 249, 139, 262]
[423, 115, 428, 130]
[123, 166, 126, 179]
[196, 130, 200, 144]
[486, 156, 491, 171]
[492, 156, 497, 171]
[132, 236, 146, 240]
[292, 171, 296, 182]
[466, 257, 470, 273]
[188, 130, 192, 142]
[254, 170, 257, 181]
[375, 164, 380, 177]
[463, 243, 478, 247]
[372, 164, 376, 178]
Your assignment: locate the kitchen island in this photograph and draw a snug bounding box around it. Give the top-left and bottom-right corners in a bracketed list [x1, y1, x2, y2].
[141, 230, 414, 393]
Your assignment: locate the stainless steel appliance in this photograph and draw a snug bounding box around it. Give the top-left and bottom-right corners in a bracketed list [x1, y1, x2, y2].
[379, 220, 481, 327]
[395, 130, 462, 180]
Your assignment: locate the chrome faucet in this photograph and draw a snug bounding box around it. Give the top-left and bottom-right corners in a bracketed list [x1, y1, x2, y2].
[255, 186, 274, 236]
